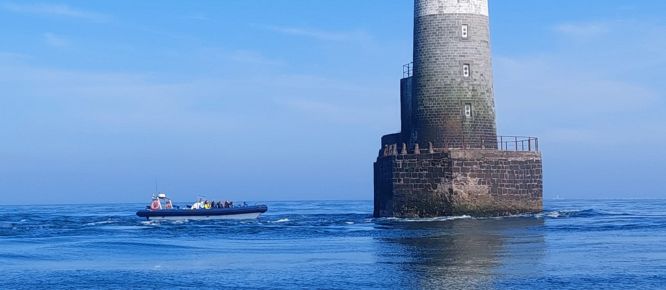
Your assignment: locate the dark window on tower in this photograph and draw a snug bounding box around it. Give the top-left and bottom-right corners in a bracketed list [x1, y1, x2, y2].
[463, 64, 470, 78]
[462, 24, 469, 39]
[464, 104, 473, 118]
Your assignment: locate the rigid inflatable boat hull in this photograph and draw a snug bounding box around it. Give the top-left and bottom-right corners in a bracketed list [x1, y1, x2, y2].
[136, 205, 268, 221]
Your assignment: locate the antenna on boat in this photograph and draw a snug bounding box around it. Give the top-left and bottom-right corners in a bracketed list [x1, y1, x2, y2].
[155, 179, 159, 196]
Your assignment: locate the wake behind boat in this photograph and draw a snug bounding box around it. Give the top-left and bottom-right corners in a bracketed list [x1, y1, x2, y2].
[136, 193, 267, 221]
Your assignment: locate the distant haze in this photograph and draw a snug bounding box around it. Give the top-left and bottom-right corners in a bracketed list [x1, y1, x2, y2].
[1, 0, 665, 204]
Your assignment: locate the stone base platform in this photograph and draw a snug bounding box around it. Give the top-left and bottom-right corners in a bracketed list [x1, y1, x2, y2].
[374, 148, 543, 218]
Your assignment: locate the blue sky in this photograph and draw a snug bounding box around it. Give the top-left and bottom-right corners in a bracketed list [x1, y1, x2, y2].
[1, 0, 665, 204]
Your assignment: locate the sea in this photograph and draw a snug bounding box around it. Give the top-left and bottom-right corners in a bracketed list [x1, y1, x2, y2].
[1, 199, 665, 290]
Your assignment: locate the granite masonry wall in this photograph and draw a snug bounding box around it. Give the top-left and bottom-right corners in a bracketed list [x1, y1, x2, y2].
[411, 11, 497, 149]
[374, 148, 542, 218]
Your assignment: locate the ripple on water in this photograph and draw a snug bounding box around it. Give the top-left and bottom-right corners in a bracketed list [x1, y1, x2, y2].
[0, 200, 665, 289]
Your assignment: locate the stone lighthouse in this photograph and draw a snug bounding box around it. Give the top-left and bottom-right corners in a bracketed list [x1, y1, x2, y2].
[374, 0, 543, 218]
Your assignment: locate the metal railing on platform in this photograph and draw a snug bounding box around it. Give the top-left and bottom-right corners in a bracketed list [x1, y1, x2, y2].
[498, 136, 539, 152]
[403, 62, 413, 78]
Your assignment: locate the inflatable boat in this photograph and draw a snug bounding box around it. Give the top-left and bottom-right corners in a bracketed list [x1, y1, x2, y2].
[136, 205, 268, 221]
[136, 193, 267, 220]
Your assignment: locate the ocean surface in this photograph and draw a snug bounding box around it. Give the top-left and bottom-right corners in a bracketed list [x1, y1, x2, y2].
[1, 200, 665, 289]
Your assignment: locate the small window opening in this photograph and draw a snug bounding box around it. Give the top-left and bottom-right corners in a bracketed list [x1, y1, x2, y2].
[463, 64, 470, 78]
[464, 104, 472, 118]
[462, 24, 469, 39]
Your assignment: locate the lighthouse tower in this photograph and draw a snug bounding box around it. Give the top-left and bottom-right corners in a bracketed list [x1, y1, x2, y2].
[374, 0, 543, 218]
[411, 0, 497, 149]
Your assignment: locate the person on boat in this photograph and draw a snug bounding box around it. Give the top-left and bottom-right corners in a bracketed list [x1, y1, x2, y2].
[191, 198, 203, 210]
[204, 200, 212, 209]
[165, 198, 174, 210]
[150, 198, 162, 211]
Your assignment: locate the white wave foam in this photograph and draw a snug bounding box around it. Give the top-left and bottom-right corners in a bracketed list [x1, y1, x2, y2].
[489, 213, 537, 219]
[345, 221, 355, 225]
[100, 226, 144, 231]
[539, 209, 590, 219]
[85, 220, 115, 226]
[140, 221, 160, 227]
[388, 215, 473, 222]
[274, 218, 290, 223]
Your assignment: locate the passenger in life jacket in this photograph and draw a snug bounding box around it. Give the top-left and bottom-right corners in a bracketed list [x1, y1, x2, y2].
[191, 198, 203, 210]
[150, 198, 162, 211]
[165, 198, 173, 209]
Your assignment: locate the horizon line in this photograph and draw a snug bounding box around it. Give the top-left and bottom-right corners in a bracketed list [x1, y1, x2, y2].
[1, 197, 665, 207]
